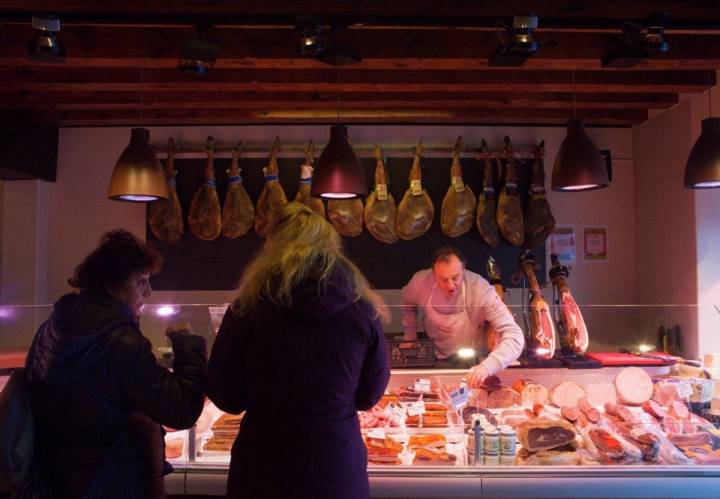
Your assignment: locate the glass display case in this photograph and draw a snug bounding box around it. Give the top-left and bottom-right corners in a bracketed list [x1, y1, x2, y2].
[1, 303, 720, 498]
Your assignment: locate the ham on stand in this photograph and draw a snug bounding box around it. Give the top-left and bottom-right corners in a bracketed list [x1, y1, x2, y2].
[188, 136, 222, 241]
[550, 255, 589, 354]
[520, 250, 556, 360]
[148, 137, 184, 245]
[440, 136, 476, 238]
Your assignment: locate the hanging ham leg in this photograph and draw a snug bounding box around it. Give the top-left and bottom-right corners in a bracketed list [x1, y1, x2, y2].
[485, 257, 508, 352]
[549, 254, 589, 354]
[188, 136, 222, 241]
[397, 141, 434, 240]
[221, 142, 255, 239]
[255, 137, 288, 238]
[364, 144, 399, 243]
[476, 139, 500, 248]
[293, 140, 326, 218]
[520, 250, 556, 359]
[441, 136, 476, 237]
[496, 136, 524, 246]
[524, 140, 556, 249]
[148, 137, 184, 245]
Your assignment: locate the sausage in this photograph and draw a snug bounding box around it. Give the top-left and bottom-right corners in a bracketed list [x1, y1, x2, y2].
[560, 406, 580, 422]
[670, 400, 690, 420]
[604, 402, 636, 423]
[578, 397, 600, 423]
[642, 400, 668, 419]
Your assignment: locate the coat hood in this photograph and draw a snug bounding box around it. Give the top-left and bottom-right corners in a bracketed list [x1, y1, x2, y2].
[288, 266, 359, 319]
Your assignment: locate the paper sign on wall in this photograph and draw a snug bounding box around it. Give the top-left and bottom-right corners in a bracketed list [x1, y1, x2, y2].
[584, 227, 608, 261]
[549, 226, 576, 262]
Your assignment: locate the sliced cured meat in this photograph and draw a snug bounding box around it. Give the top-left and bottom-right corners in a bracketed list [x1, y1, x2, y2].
[148, 137, 184, 245]
[441, 136, 476, 237]
[487, 387, 520, 408]
[586, 383, 617, 408]
[670, 400, 690, 420]
[663, 416, 683, 435]
[668, 432, 712, 447]
[523, 141, 555, 250]
[561, 406, 580, 422]
[642, 400, 668, 419]
[222, 143, 255, 239]
[476, 140, 500, 248]
[496, 137, 524, 246]
[515, 447, 582, 466]
[604, 403, 636, 423]
[517, 419, 577, 452]
[396, 141, 434, 240]
[364, 144, 398, 243]
[254, 137, 288, 238]
[578, 398, 600, 423]
[549, 382, 586, 409]
[188, 136, 222, 241]
[293, 141, 326, 218]
[587, 428, 625, 461]
[681, 420, 696, 434]
[615, 366, 654, 405]
[653, 380, 683, 406]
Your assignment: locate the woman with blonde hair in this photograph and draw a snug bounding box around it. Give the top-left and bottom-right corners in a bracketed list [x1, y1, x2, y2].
[208, 202, 390, 499]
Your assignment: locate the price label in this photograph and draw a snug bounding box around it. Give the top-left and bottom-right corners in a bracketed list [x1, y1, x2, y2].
[367, 428, 385, 440]
[406, 400, 426, 417]
[676, 380, 693, 400]
[449, 386, 469, 410]
[452, 176, 466, 192]
[383, 402, 405, 421]
[414, 378, 431, 393]
[376, 184, 388, 201]
[410, 179, 423, 196]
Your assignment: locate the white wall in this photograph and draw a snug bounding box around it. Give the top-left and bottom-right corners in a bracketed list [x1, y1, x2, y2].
[1, 124, 636, 351]
[633, 73, 720, 358]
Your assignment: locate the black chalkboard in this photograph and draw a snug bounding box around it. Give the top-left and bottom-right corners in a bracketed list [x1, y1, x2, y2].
[147, 154, 546, 290]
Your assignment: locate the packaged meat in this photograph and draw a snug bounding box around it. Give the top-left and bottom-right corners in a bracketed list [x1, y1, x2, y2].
[615, 367, 654, 405]
[513, 380, 550, 408]
[668, 432, 712, 447]
[409, 434, 447, 449]
[577, 398, 600, 423]
[642, 400, 668, 419]
[549, 382, 586, 408]
[604, 403, 637, 423]
[165, 437, 185, 460]
[515, 446, 583, 466]
[586, 383, 617, 408]
[517, 419, 577, 452]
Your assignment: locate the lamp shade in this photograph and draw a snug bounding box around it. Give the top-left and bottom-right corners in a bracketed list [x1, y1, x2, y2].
[311, 124, 367, 198]
[684, 117, 720, 188]
[552, 119, 610, 192]
[108, 128, 168, 202]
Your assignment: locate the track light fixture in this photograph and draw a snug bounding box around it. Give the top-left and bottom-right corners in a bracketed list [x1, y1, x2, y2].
[296, 15, 322, 55]
[28, 15, 65, 62]
[601, 13, 670, 68]
[295, 18, 361, 67]
[178, 25, 220, 75]
[489, 13, 540, 67]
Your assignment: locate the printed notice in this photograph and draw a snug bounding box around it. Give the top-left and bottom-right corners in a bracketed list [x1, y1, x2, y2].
[550, 226, 576, 262]
[584, 227, 607, 261]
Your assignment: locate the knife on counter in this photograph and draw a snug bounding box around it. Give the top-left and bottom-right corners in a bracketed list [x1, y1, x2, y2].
[618, 348, 703, 368]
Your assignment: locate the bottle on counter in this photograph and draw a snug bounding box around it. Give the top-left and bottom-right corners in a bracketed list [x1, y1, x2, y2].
[484, 427, 500, 456]
[500, 426, 517, 457]
[469, 419, 484, 466]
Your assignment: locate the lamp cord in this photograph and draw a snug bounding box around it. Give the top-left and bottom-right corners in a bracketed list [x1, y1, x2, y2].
[139, 68, 144, 127]
[709, 70, 713, 118]
[572, 70, 577, 120]
[336, 68, 340, 123]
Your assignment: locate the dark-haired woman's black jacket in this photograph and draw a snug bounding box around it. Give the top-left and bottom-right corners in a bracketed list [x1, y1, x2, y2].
[26, 291, 207, 499]
[207, 273, 390, 499]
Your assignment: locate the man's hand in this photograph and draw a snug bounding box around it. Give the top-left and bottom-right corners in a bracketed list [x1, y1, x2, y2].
[165, 321, 194, 341]
[466, 364, 489, 389]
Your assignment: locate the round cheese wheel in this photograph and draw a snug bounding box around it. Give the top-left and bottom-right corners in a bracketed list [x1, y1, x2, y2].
[615, 366, 654, 405]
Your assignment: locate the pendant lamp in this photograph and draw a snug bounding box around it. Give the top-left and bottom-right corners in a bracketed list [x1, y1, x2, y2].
[311, 70, 367, 198]
[684, 73, 720, 189]
[551, 72, 609, 192]
[108, 70, 168, 202]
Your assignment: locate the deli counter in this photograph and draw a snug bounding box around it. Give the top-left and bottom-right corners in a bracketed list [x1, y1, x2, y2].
[164, 366, 720, 498]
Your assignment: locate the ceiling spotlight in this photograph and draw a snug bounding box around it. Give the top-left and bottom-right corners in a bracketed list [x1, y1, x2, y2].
[28, 15, 65, 62]
[296, 15, 322, 55]
[179, 25, 220, 75]
[489, 13, 540, 67]
[601, 13, 670, 68]
[314, 26, 361, 67]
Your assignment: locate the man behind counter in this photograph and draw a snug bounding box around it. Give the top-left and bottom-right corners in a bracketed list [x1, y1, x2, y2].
[400, 247, 524, 388]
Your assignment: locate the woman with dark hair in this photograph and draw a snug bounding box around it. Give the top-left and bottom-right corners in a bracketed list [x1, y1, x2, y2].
[207, 202, 390, 499]
[26, 229, 207, 499]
